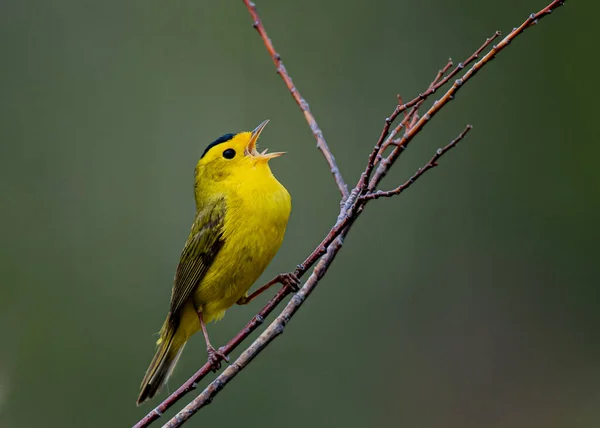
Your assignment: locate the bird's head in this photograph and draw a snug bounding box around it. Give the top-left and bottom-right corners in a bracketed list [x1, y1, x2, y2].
[196, 120, 284, 183]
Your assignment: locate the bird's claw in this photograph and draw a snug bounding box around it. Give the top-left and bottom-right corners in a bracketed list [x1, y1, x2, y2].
[207, 346, 229, 372]
[277, 273, 301, 293]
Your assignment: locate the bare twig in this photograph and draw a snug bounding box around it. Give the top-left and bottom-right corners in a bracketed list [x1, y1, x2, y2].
[368, 0, 562, 191]
[133, 1, 565, 426]
[360, 31, 501, 191]
[243, 0, 349, 200]
[365, 30, 502, 192]
[398, 31, 501, 116]
[361, 125, 473, 201]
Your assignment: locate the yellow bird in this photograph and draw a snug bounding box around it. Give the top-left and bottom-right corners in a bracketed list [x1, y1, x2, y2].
[137, 120, 295, 405]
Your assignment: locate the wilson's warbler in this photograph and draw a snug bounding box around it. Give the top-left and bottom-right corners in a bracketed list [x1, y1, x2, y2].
[137, 120, 295, 404]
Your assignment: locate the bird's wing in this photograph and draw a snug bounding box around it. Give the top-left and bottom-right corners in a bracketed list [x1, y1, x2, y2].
[168, 197, 226, 319]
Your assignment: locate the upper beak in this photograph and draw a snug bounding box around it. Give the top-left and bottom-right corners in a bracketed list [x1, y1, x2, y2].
[246, 119, 285, 160]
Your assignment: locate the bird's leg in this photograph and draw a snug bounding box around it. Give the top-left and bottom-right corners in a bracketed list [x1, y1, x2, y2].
[197, 310, 229, 371]
[236, 273, 301, 305]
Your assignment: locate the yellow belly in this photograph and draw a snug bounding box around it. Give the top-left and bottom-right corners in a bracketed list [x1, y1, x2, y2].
[192, 179, 291, 323]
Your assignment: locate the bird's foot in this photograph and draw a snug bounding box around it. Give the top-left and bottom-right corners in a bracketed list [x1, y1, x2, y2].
[276, 272, 301, 293]
[207, 346, 229, 372]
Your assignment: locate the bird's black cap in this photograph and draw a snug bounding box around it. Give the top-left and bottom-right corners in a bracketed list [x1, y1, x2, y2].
[201, 133, 235, 159]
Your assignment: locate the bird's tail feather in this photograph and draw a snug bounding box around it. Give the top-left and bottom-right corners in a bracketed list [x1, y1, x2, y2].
[137, 316, 184, 405]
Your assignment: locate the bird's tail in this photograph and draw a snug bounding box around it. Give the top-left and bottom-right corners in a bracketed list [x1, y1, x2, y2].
[137, 315, 185, 405]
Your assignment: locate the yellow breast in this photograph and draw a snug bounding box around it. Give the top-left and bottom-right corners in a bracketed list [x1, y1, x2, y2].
[193, 165, 291, 322]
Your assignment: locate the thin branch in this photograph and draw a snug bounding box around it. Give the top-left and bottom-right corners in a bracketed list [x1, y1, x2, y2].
[361, 125, 473, 201]
[398, 30, 502, 116]
[359, 31, 501, 192]
[365, 30, 501, 192]
[429, 59, 455, 89]
[368, 0, 562, 191]
[243, 0, 349, 200]
[133, 0, 565, 426]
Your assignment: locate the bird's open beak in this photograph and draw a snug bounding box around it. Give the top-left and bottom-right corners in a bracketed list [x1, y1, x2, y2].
[246, 119, 285, 160]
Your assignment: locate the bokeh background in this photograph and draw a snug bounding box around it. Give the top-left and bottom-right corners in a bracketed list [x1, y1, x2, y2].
[1, 0, 597, 427]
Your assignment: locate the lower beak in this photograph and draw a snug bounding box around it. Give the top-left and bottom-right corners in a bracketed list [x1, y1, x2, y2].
[260, 151, 285, 160]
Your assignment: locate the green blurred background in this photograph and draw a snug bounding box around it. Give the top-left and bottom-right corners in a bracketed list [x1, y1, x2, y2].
[1, 0, 597, 427]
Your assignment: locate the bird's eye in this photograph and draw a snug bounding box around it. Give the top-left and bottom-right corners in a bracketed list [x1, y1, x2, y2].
[222, 148, 236, 159]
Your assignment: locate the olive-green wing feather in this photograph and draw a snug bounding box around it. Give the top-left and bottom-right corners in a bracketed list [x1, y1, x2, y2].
[168, 197, 226, 319]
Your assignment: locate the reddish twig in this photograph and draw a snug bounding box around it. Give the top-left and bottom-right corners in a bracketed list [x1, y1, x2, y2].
[363, 30, 501, 192]
[399, 30, 501, 115]
[133, 1, 565, 426]
[368, 0, 562, 191]
[431, 59, 455, 88]
[361, 125, 473, 201]
[359, 31, 501, 191]
[243, 0, 349, 200]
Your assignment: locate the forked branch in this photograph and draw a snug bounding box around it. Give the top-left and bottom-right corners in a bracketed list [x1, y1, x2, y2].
[361, 125, 473, 201]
